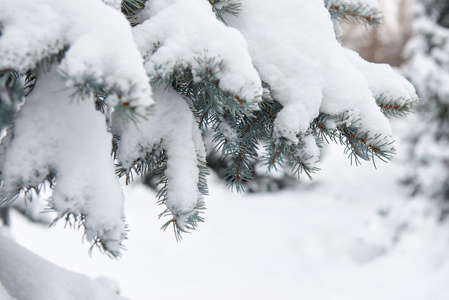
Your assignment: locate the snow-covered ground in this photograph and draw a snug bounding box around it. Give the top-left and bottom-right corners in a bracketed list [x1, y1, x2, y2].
[5, 120, 449, 300]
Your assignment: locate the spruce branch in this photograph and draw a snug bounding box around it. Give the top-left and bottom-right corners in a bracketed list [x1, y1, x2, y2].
[325, 0, 383, 26]
[34, 48, 67, 75]
[4, 173, 130, 258]
[209, 0, 242, 24]
[2, 47, 69, 103]
[264, 135, 321, 181]
[121, 0, 147, 15]
[339, 126, 395, 166]
[159, 66, 253, 119]
[191, 55, 257, 116]
[156, 154, 208, 241]
[223, 108, 270, 191]
[115, 144, 209, 240]
[211, 114, 239, 156]
[58, 68, 150, 122]
[313, 112, 395, 166]
[0, 70, 22, 130]
[311, 113, 341, 144]
[0, 0, 417, 257]
[1, 48, 68, 102]
[151, 56, 256, 140]
[115, 147, 166, 185]
[223, 85, 281, 190]
[24, 70, 37, 97]
[376, 94, 419, 118]
[0, 69, 22, 100]
[0, 172, 56, 207]
[159, 199, 206, 242]
[196, 154, 210, 197]
[51, 212, 127, 258]
[0, 47, 66, 117]
[94, 87, 108, 113]
[121, 0, 147, 26]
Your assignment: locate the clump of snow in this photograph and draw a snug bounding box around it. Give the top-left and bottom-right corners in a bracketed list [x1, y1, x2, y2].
[345, 49, 418, 105]
[226, 0, 412, 157]
[0, 0, 66, 71]
[133, 0, 262, 103]
[0, 69, 126, 255]
[0, 234, 126, 300]
[114, 87, 205, 230]
[95, 276, 121, 295]
[297, 133, 321, 169]
[0, 280, 16, 300]
[0, 0, 153, 109]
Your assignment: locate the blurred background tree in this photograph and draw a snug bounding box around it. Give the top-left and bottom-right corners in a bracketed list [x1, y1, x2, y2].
[401, 0, 449, 217]
[346, 0, 449, 217]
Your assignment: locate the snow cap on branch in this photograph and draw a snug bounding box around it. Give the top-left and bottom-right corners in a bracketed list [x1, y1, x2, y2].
[133, 0, 262, 104]
[0, 0, 153, 110]
[0, 69, 126, 256]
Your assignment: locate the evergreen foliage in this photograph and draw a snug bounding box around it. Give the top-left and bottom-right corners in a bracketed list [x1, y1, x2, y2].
[325, 0, 383, 26]
[403, 0, 449, 209]
[0, 0, 417, 257]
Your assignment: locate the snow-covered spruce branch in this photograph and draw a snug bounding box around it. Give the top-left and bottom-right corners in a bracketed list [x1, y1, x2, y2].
[115, 137, 209, 239]
[265, 135, 321, 181]
[400, 0, 449, 204]
[158, 156, 208, 241]
[156, 57, 258, 120]
[208, 0, 242, 23]
[312, 112, 395, 166]
[113, 87, 210, 240]
[0, 0, 419, 257]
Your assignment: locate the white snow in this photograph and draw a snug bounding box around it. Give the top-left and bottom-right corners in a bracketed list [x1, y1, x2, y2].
[5, 119, 449, 300]
[0, 0, 153, 109]
[344, 49, 417, 104]
[133, 0, 262, 103]
[1, 69, 126, 255]
[0, 1, 432, 298]
[114, 88, 205, 230]
[0, 280, 16, 300]
[224, 0, 408, 157]
[0, 0, 418, 243]
[0, 234, 125, 300]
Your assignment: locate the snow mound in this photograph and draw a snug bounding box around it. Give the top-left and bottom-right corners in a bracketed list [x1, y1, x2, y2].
[0, 234, 126, 300]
